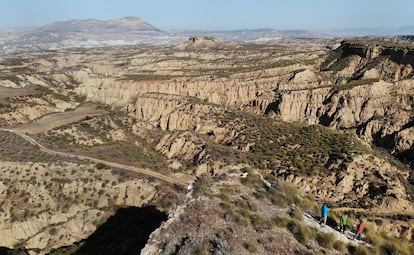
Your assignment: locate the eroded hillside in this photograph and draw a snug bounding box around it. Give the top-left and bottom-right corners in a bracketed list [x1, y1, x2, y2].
[0, 37, 413, 254]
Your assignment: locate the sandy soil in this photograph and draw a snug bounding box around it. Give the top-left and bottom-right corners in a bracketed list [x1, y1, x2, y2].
[12, 103, 106, 134]
[0, 86, 38, 103]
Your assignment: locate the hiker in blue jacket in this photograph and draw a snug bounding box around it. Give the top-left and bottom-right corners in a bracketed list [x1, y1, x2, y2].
[319, 204, 329, 226]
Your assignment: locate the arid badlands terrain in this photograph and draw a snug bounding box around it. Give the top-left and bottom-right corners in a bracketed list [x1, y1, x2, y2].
[0, 36, 413, 254]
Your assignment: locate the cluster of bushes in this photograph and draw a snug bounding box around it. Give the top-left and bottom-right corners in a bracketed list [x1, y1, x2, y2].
[193, 171, 414, 254]
[332, 78, 380, 91]
[274, 216, 345, 251]
[363, 229, 414, 255]
[36, 114, 168, 170]
[320, 46, 344, 71]
[192, 175, 213, 198]
[0, 131, 63, 163]
[121, 74, 178, 81]
[208, 112, 369, 175]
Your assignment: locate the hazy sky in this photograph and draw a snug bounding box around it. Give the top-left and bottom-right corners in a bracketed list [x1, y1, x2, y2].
[0, 0, 412, 31]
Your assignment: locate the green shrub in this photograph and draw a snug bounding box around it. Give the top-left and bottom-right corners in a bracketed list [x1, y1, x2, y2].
[219, 202, 249, 226]
[273, 217, 290, 228]
[333, 240, 346, 251]
[121, 74, 177, 81]
[316, 232, 335, 249]
[282, 182, 302, 206]
[240, 171, 262, 188]
[198, 249, 211, 255]
[328, 55, 353, 72]
[192, 175, 212, 198]
[269, 195, 289, 207]
[244, 242, 258, 253]
[95, 162, 110, 170]
[333, 78, 380, 91]
[250, 214, 274, 231]
[264, 173, 277, 182]
[301, 196, 319, 213]
[365, 228, 414, 255]
[253, 190, 266, 200]
[234, 198, 249, 210]
[382, 240, 414, 255]
[46, 245, 80, 255]
[365, 229, 384, 246]
[215, 191, 230, 202]
[248, 201, 258, 212]
[286, 220, 315, 245]
[289, 207, 303, 221]
[159, 194, 177, 210]
[233, 211, 249, 226]
[348, 245, 372, 255]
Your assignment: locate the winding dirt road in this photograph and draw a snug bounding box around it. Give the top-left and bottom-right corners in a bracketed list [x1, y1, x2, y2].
[0, 128, 188, 187]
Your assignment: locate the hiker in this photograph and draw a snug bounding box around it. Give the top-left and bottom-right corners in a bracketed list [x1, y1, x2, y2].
[319, 204, 329, 226]
[339, 213, 348, 234]
[353, 219, 365, 240]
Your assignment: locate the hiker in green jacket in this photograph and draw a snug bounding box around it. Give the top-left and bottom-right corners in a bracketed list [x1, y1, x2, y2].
[339, 213, 349, 234]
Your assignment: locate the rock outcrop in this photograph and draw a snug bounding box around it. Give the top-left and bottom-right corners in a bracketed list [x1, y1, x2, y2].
[176, 36, 227, 51]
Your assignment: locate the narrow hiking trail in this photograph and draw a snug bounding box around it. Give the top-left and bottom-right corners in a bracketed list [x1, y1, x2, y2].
[0, 128, 188, 187]
[251, 169, 370, 247]
[303, 213, 369, 246]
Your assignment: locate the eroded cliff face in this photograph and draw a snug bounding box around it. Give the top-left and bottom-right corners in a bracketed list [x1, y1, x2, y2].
[273, 41, 414, 167]
[1, 40, 413, 252]
[341, 41, 414, 66]
[0, 160, 157, 254]
[125, 92, 414, 222]
[66, 41, 414, 168]
[73, 69, 288, 113]
[277, 81, 412, 135]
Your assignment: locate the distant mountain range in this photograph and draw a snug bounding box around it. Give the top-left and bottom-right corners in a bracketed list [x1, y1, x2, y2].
[332, 26, 414, 37]
[0, 17, 177, 53]
[36, 17, 160, 33]
[0, 17, 413, 54]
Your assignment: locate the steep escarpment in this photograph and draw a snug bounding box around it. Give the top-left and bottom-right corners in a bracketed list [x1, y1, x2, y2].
[128, 94, 413, 218]
[273, 41, 414, 167]
[321, 40, 414, 81]
[275, 81, 413, 154]
[341, 40, 414, 66]
[74, 68, 292, 113]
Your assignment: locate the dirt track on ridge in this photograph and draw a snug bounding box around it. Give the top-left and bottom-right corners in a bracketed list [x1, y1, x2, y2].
[0, 128, 188, 187]
[0, 86, 38, 103]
